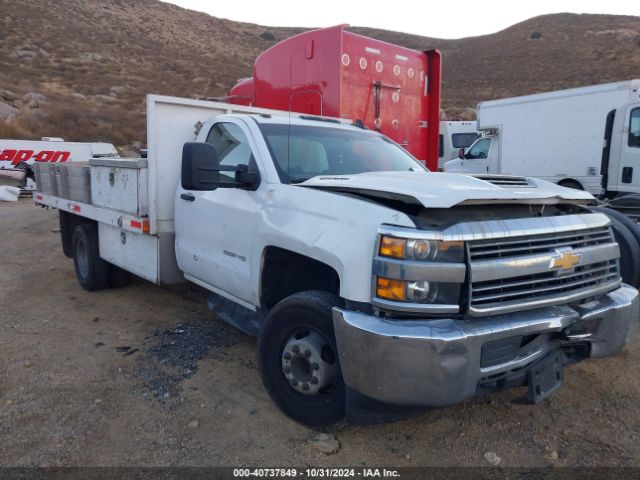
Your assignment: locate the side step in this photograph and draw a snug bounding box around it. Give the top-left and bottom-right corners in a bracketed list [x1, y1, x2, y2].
[207, 292, 263, 337]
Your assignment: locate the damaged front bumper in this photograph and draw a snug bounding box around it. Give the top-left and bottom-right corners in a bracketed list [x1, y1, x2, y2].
[333, 284, 639, 409]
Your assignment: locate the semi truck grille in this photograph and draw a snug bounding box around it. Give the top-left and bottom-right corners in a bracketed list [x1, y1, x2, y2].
[468, 226, 620, 314]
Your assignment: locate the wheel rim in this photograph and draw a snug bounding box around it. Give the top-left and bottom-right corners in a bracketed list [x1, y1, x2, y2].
[76, 236, 89, 279]
[281, 328, 337, 396]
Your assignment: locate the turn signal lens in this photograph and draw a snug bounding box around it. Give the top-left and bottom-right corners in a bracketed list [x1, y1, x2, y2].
[376, 277, 407, 301]
[379, 236, 406, 259]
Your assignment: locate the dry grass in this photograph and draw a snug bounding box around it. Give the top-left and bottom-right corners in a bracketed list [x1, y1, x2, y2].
[0, 1, 638, 145]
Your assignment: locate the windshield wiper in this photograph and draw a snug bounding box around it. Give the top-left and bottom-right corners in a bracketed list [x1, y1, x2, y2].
[289, 177, 310, 184]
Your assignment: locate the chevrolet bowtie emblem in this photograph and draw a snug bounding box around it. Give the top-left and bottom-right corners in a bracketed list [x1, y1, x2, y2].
[550, 248, 581, 271]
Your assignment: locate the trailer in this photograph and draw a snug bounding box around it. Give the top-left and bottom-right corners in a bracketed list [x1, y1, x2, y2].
[0, 138, 117, 191]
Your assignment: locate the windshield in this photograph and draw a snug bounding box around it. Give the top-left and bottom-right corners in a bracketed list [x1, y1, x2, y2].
[257, 123, 427, 184]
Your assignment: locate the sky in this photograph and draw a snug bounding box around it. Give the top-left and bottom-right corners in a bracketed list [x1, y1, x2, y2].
[164, 0, 638, 39]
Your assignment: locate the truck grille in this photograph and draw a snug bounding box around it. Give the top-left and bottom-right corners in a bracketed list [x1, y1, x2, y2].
[468, 226, 620, 314]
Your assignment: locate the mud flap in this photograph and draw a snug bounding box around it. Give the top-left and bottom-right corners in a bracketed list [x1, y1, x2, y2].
[526, 350, 565, 403]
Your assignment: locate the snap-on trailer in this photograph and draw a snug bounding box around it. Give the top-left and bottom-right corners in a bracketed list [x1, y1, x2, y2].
[227, 25, 442, 171]
[0, 138, 117, 191]
[33, 95, 306, 285]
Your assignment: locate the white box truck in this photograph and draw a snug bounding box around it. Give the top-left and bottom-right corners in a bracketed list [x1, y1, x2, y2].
[444, 80, 640, 201]
[34, 94, 638, 426]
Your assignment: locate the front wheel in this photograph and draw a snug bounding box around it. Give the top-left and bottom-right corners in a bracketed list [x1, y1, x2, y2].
[258, 291, 345, 427]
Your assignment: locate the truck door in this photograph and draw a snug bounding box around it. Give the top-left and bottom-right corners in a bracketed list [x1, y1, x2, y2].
[460, 137, 491, 173]
[616, 106, 640, 192]
[175, 120, 262, 306]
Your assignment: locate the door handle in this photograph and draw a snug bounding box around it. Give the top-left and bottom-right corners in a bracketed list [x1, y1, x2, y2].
[180, 193, 195, 202]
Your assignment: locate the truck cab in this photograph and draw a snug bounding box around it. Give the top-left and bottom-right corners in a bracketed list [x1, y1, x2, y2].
[444, 132, 498, 174]
[603, 103, 640, 195]
[437, 120, 479, 169]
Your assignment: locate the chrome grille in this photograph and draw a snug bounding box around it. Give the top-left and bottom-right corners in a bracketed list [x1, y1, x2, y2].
[469, 227, 614, 260]
[468, 226, 620, 314]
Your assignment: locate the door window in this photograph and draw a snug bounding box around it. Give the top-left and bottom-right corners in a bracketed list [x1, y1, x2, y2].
[466, 138, 491, 159]
[629, 108, 640, 148]
[205, 123, 255, 182]
[452, 132, 480, 149]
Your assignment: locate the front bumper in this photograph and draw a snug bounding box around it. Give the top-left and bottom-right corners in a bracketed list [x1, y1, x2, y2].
[333, 284, 639, 407]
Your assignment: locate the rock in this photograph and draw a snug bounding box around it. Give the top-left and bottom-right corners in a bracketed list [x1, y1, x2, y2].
[79, 52, 103, 63]
[0, 101, 18, 120]
[23, 92, 46, 109]
[23, 92, 46, 103]
[94, 398, 102, 404]
[309, 433, 340, 455]
[550, 450, 559, 460]
[71, 93, 87, 100]
[23, 360, 32, 368]
[188, 419, 200, 429]
[0, 89, 17, 101]
[483, 451, 501, 466]
[94, 94, 116, 104]
[15, 49, 36, 59]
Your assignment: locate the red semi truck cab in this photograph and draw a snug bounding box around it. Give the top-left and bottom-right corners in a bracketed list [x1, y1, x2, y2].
[227, 25, 442, 170]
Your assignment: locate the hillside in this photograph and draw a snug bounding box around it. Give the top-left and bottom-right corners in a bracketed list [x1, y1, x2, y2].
[1, 0, 639, 146]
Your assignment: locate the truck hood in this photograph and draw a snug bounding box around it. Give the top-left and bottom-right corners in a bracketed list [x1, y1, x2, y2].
[298, 171, 595, 209]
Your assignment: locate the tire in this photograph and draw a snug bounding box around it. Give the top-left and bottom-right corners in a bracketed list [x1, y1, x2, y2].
[589, 206, 640, 288]
[558, 179, 583, 190]
[590, 206, 640, 246]
[108, 264, 131, 288]
[59, 211, 74, 258]
[72, 223, 109, 291]
[258, 290, 345, 427]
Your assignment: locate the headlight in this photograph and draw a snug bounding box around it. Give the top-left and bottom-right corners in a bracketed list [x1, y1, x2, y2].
[379, 236, 464, 262]
[376, 277, 461, 305]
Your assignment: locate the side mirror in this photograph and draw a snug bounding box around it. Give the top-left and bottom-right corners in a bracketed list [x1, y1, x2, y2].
[234, 164, 260, 191]
[457, 148, 465, 159]
[181, 142, 261, 191]
[182, 142, 220, 191]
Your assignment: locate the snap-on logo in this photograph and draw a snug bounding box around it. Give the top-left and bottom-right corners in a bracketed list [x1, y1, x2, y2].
[0, 149, 71, 165]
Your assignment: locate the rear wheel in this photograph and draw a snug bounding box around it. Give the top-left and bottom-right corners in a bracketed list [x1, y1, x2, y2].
[558, 179, 583, 190]
[72, 223, 109, 291]
[258, 291, 345, 427]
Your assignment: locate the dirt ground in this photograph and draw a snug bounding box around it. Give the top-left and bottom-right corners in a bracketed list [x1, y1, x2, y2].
[2, 199, 640, 468]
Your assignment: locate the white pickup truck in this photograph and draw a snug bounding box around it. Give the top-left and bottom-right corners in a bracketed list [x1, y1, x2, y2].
[35, 95, 639, 426]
